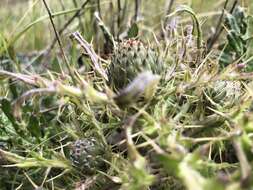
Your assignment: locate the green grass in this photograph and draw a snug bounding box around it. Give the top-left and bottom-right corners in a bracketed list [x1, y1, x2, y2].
[1, 0, 253, 189]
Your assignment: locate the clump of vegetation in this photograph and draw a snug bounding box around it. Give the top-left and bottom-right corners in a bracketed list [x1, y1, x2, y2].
[1, 0, 253, 189]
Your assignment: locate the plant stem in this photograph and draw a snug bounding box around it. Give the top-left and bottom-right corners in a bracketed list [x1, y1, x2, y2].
[46, 0, 90, 51]
[42, 0, 76, 84]
[134, 0, 141, 22]
[72, 0, 85, 34]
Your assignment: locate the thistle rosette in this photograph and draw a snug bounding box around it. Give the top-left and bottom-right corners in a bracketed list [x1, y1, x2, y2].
[206, 80, 241, 109]
[70, 138, 108, 175]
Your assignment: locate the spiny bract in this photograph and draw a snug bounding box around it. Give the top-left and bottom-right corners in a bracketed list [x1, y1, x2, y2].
[70, 138, 107, 174]
[108, 39, 164, 90]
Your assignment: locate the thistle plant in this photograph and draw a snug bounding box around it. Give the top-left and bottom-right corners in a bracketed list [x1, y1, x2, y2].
[1, 1, 253, 190]
[70, 138, 109, 175]
[108, 39, 164, 91]
[205, 80, 242, 109]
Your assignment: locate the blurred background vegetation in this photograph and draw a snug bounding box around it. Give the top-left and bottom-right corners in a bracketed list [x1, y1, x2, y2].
[0, 0, 248, 51]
